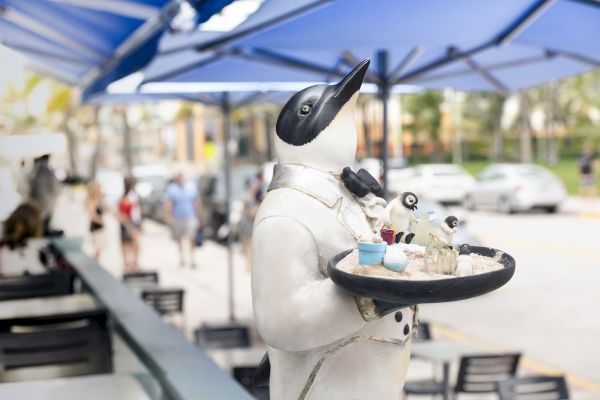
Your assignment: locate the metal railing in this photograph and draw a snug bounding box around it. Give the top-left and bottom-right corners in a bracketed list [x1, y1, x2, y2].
[53, 238, 254, 400]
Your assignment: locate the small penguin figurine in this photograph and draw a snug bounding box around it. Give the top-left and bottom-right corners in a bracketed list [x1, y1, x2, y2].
[381, 191, 418, 244]
[455, 243, 474, 276]
[437, 215, 458, 247]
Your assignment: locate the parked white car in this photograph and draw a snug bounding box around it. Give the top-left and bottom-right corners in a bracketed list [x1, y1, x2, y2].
[389, 164, 476, 204]
[464, 164, 567, 214]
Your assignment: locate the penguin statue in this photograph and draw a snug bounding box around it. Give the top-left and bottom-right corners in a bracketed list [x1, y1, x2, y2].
[436, 215, 458, 247]
[381, 192, 419, 244]
[252, 60, 415, 400]
[455, 243, 474, 276]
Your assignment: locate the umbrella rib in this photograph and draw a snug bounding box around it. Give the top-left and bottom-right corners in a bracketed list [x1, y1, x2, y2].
[142, 53, 225, 83]
[459, 52, 509, 94]
[340, 50, 383, 84]
[389, 47, 423, 85]
[238, 47, 347, 81]
[0, 41, 95, 66]
[552, 49, 600, 67]
[494, 0, 556, 46]
[414, 53, 554, 83]
[396, 0, 555, 84]
[396, 42, 491, 83]
[183, 0, 334, 54]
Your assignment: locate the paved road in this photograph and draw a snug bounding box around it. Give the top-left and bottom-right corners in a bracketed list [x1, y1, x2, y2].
[421, 206, 600, 391]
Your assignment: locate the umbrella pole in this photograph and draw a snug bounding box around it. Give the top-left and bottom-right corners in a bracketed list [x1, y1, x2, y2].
[222, 93, 235, 322]
[377, 50, 390, 198]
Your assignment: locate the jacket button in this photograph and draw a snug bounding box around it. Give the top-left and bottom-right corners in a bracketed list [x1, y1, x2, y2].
[403, 324, 410, 335]
[394, 312, 403, 322]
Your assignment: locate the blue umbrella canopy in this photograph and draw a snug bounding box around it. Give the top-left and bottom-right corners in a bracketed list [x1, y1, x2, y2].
[0, 0, 235, 100]
[192, 0, 599, 93]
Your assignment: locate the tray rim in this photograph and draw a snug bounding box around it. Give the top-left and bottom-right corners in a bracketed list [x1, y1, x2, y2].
[327, 246, 515, 303]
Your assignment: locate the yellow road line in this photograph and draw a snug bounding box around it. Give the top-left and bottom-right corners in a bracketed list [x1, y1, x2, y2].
[432, 323, 600, 394]
[580, 211, 600, 220]
[477, 234, 600, 261]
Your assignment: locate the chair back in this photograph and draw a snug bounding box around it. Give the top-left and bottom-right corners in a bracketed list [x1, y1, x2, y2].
[455, 353, 521, 394]
[0, 312, 112, 382]
[498, 375, 569, 400]
[142, 288, 184, 315]
[415, 321, 432, 342]
[123, 271, 159, 288]
[194, 324, 251, 349]
[0, 273, 71, 301]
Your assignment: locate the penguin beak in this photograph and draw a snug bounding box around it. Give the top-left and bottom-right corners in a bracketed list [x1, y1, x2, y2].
[332, 59, 370, 104]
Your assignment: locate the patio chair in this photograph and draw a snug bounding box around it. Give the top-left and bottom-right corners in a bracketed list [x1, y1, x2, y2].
[142, 288, 186, 331]
[0, 272, 71, 301]
[194, 323, 251, 349]
[498, 375, 569, 400]
[455, 353, 522, 395]
[404, 352, 521, 398]
[122, 271, 159, 289]
[0, 311, 112, 382]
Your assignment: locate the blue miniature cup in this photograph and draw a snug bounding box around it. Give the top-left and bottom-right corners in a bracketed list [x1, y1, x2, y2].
[357, 241, 387, 265]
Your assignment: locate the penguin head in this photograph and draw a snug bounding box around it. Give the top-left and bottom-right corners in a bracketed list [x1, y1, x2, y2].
[459, 243, 471, 255]
[274, 59, 370, 173]
[400, 191, 419, 210]
[444, 216, 458, 229]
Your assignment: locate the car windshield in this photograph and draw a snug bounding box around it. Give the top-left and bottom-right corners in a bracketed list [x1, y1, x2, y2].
[429, 166, 467, 177]
[516, 167, 553, 180]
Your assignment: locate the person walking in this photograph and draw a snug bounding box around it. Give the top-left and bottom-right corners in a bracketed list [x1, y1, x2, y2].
[241, 172, 265, 270]
[165, 172, 203, 268]
[579, 144, 597, 197]
[28, 154, 61, 235]
[86, 181, 106, 261]
[118, 177, 142, 272]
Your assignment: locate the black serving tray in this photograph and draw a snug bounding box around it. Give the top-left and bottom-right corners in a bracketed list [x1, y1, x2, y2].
[327, 246, 515, 305]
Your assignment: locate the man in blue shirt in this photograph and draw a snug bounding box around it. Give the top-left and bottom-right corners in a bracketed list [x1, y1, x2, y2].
[165, 172, 203, 267]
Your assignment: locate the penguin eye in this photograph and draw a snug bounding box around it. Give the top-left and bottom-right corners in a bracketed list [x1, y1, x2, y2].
[300, 104, 312, 115]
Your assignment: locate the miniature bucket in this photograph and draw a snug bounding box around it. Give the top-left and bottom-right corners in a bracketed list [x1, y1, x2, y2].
[357, 241, 386, 265]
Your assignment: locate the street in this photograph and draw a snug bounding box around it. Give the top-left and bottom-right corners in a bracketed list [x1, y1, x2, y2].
[422, 205, 600, 394]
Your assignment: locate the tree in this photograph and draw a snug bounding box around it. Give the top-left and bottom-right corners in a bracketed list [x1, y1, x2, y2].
[403, 91, 443, 162]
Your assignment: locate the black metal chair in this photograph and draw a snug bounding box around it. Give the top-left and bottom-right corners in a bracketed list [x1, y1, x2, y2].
[0, 272, 72, 301]
[233, 366, 269, 400]
[194, 323, 251, 349]
[404, 352, 521, 398]
[415, 321, 432, 342]
[142, 288, 186, 332]
[123, 271, 159, 289]
[455, 353, 522, 395]
[0, 311, 112, 382]
[498, 375, 570, 400]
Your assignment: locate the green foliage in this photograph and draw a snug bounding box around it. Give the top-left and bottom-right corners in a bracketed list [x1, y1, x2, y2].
[403, 90, 443, 140]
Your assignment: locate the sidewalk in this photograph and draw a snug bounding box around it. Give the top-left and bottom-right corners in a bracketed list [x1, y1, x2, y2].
[561, 196, 600, 218]
[53, 188, 255, 341]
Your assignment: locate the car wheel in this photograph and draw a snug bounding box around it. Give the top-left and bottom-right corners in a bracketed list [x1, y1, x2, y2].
[464, 195, 476, 211]
[545, 205, 558, 214]
[498, 196, 514, 214]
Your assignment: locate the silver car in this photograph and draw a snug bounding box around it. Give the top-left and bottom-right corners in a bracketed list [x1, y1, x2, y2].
[464, 164, 567, 214]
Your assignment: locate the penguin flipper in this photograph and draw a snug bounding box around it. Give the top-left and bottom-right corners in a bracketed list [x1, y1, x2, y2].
[356, 168, 384, 198]
[395, 232, 404, 243]
[404, 233, 415, 244]
[342, 167, 370, 197]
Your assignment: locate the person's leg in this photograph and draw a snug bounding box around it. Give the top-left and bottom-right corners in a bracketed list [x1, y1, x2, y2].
[189, 235, 196, 268]
[132, 229, 140, 270]
[177, 238, 185, 266]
